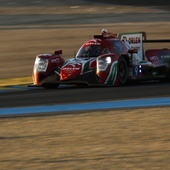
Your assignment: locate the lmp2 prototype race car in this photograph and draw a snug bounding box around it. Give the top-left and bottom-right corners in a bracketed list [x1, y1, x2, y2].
[29, 29, 170, 88]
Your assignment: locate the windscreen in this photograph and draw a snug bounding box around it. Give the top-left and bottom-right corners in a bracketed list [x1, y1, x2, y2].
[76, 45, 110, 58]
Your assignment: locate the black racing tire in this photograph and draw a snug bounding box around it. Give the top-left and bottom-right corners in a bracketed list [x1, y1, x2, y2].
[117, 57, 128, 86]
[42, 83, 59, 89]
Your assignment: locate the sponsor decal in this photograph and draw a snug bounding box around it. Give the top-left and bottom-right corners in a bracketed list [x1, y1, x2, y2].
[133, 65, 139, 77]
[85, 39, 101, 46]
[118, 33, 143, 61]
[105, 61, 118, 85]
[51, 58, 60, 63]
[62, 67, 80, 70]
[62, 63, 81, 71]
[121, 35, 141, 44]
[80, 58, 96, 73]
[85, 42, 101, 46]
[149, 56, 159, 61]
[128, 36, 141, 44]
[161, 55, 170, 59]
[63, 58, 95, 75]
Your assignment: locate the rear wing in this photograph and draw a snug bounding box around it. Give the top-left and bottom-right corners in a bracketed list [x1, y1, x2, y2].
[141, 32, 170, 43]
[143, 39, 170, 43]
[117, 32, 170, 60]
[132, 32, 170, 43]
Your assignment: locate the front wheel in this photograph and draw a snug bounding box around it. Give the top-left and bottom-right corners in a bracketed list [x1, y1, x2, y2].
[117, 57, 128, 86]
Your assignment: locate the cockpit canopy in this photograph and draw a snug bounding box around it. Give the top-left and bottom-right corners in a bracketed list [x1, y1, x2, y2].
[76, 45, 110, 58]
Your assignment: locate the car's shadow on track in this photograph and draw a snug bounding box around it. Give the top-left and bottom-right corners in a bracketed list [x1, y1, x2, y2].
[1, 80, 170, 98]
[1, 80, 170, 108]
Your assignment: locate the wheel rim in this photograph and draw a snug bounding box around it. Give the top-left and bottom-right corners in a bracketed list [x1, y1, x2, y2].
[118, 59, 128, 84]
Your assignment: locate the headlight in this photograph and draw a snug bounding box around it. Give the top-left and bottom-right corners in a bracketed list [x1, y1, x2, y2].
[106, 56, 111, 63]
[97, 56, 111, 71]
[34, 58, 48, 72]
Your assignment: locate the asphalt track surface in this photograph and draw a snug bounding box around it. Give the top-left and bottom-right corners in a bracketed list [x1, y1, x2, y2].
[1, 0, 170, 109]
[1, 81, 170, 108]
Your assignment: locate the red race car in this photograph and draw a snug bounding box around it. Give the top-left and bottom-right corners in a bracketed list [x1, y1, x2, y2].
[29, 29, 170, 88]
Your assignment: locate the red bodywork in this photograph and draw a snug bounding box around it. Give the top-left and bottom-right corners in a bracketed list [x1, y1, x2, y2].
[30, 31, 170, 88]
[145, 49, 170, 64]
[60, 63, 82, 81]
[32, 50, 64, 85]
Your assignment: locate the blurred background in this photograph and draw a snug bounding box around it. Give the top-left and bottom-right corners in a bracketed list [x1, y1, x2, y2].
[0, 0, 169, 80]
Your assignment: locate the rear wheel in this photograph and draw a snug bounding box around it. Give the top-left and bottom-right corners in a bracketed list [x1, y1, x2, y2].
[117, 57, 128, 86]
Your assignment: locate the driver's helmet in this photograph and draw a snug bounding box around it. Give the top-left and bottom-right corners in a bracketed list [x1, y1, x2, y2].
[101, 28, 108, 34]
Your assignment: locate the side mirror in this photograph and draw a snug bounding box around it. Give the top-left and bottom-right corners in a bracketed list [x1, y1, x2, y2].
[128, 49, 138, 54]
